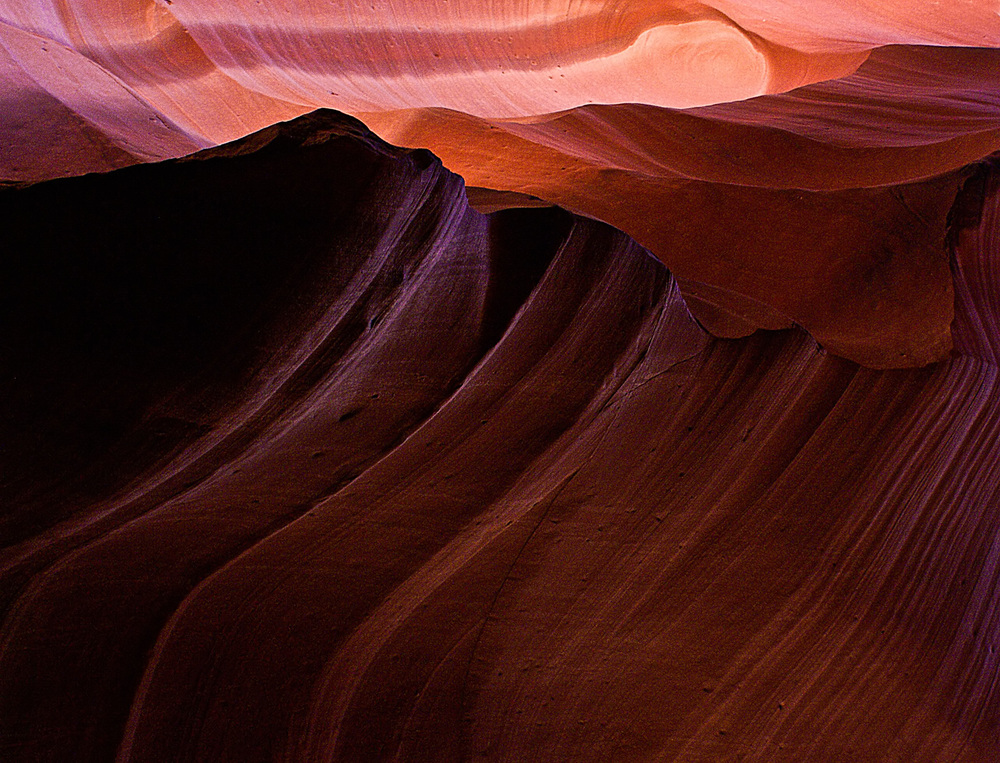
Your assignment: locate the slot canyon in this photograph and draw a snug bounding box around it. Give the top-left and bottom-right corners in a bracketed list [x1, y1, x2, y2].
[3, 2, 1000, 761]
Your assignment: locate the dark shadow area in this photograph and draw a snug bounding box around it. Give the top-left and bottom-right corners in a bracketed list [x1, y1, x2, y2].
[0, 111, 390, 540]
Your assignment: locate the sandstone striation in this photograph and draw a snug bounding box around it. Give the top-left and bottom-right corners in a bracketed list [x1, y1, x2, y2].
[2, 111, 1000, 761]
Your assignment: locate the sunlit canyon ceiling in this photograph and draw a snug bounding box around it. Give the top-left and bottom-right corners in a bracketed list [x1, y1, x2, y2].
[3, 2, 1000, 761]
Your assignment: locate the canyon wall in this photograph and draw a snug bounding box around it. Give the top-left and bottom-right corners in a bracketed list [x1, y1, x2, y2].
[5, 3, 1000, 760]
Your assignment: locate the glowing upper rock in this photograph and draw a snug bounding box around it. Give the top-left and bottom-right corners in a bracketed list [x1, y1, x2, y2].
[3, 0, 999, 176]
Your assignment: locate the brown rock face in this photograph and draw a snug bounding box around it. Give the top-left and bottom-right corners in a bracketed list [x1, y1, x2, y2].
[2, 111, 1000, 762]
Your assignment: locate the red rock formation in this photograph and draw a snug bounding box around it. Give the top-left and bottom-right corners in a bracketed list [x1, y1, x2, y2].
[2, 112, 1000, 761]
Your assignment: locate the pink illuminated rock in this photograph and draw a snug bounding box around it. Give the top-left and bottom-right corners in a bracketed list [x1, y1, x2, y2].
[2, 0, 998, 169]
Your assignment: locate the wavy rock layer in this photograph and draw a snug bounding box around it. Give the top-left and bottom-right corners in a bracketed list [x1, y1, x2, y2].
[2, 111, 1000, 762]
[366, 101, 965, 367]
